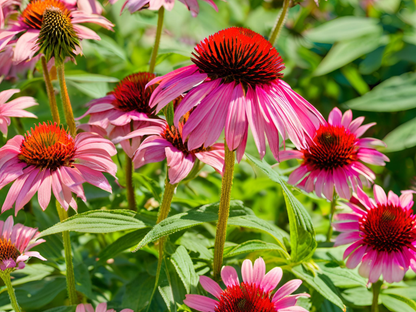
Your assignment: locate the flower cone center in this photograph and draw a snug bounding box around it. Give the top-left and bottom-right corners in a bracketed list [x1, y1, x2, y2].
[110, 72, 156, 113]
[22, 0, 69, 29]
[360, 204, 416, 252]
[162, 122, 209, 155]
[303, 124, 359, 171]
[0, 239, 20, 262]
[191, 27, 285, 87]
[18, 123, 76, 171]
[215, 283, 275, 312]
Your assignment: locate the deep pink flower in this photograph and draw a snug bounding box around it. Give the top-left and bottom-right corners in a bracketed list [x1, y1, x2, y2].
[0, 216, 46, 271]
[114, 118, 225, 184]
[184, 257, 309, 312]
[77, 72, 164, 157]
[108, 0, 218, 16]
[279, 107, 389, 200]
[333, 185, 416, 284]
[0, 122, 117, 213]
[76, 303, 133, 312]
[0, 89, 37, 136]
[0, 0, 113, 64]
[0, 0, 20, 27]
[147, 27, 325, 162]
[0, 46, 40, 82]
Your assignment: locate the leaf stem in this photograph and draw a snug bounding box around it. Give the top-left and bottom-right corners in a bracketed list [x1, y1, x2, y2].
[213, 141, 235, 279]
[146, 177, 177, 311]
[41, 56, 60, 124]
[56, 202, 78, 305]
[56, 63, 76, 136]
[371, 280, 382, 312]
[326, 195, 337, 242]
[148, 7, 164, 73]
[125, 153, 136, 211]
[1, 273, 21, 312]
[269, 0, 290, 46]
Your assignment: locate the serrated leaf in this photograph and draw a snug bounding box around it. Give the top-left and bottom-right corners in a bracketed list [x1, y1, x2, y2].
[317, 262, 367, 288]
[246, 154, 316, 262]
[223, 240, 286, 258]
[343, 72, 416, 112]
[40, 210, 146, 237]
[171, 246, 199, 294]
[132, 201, 287, 252]
[381, 293, 416, 312]
[383, 117, 416, 152]
[292, 265, 345, 311]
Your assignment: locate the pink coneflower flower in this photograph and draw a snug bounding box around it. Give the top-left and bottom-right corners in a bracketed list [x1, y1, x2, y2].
[0, 89, 37, 136]
[77, 72, 164, 157]
[0, 0, 113, 64]
[109, 0, 218, 16]
[76, 303, 133, 312]
[0, 47, 40, 82]
[147, 27, 325, 162]
[114, 117, 225, 184]
[0, 216, 46, 271]
[0, 0, 20, 27]
[184, 257, 309, 312]
[333, 185, 416, 284]
[279, 107, 389, 200]
[0, 122, 117, 213]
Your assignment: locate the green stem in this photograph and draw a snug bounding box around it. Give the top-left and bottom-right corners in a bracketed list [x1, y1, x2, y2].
[148, 7, 164, 73]
[56, 63, 76, 136]
[146, 178, 177, 312]
[56, 202, 78, 305]
[213, 141, 235, 280]
[326, 196, 337, 242]
[125, 153, 136, 211]
[269, 0, 290, 46]
[41, 56, 60, 124]
[371, 280, 382, 312]
[1, 274, 21, 312]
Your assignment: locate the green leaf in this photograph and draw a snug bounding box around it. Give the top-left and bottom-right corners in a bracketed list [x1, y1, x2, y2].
[305, 16, 381, 43]
[383, 117, 416, 152]
[40, 210, 147, 237]
[381, 293, 416, 312]
[223, 240, 286, 258]
[43, 306, 76, 312]
[132, 201, 287, 252]
[314, 33, 386, 76]
[171, 246, 199, 294]
[292, 265, 345, 311]
[98, 228, 150, 263]
[67, 81, 110, 98]
[64, 71, 119, 83]
[165, 102, 175, 127]
[341, 65, 370, 95]
[341, 287, 373, 307]
[343, 72, 416, 112]
[11, 264, 55, 287]
[317, 262, 367, 288]
[246, 154, 316, 262]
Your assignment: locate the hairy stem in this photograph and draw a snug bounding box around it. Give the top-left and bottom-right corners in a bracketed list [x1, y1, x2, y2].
[148, 7, 165, 73]
[56, 202, 78, 305]
[125, 153, 136, 210]
[147, 178, 177, 311]
[2, 274, 21, 312]
[41, 56, 60, 124]
[326, 196, 337, 242]
[269, 0, 290, 46]
[371, 280, 382, 312]
[213, 142, 235, 279]
[56, 63, 76, 136]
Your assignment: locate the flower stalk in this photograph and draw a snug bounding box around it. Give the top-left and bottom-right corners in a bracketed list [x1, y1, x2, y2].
[1, 273, 21, 312]
[125, 154, 136, 211]
[213, 141, 235, 279]
[148, 7, 165, 73]
[56, 201, 78, 305]
[371, 280, 382, 312]
[326, 195, 337, 242]
[41, 56, 60, 124]
[269, 0, 290, 46]
[56, 63, 76, 136]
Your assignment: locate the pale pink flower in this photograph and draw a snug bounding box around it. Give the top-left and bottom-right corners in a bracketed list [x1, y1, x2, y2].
[108, 0, 218, 16]
[0, 122, 117, 213]
[333, 185, 416, 284]
[0, 216, 46, 271]
[0, 89, 37, 136]
[0, 0, 20, 27]
[279, 107, 389, 200]
[77, 72, 164, 157]
[114, 118, 225, 184]
[0, 0, 113, 64]
[0, 46, 40, 82]
[76, 303, 133, 312]
[147, 27, 325, 162]
[184, 257, 309, 312]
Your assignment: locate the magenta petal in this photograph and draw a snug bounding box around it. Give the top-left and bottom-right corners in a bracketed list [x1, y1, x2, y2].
[183, 294, 217, 312]
[199, 276, 222, 299]
[221, 266, 239, 288]
[272, 279, 303, 302]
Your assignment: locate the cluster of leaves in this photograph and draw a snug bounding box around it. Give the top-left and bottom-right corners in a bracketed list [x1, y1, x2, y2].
[1, 0, 416, 311]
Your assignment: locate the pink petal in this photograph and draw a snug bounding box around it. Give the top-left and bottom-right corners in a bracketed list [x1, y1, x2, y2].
[221, 266, 239, 288]
[199, 276, 222, 299]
